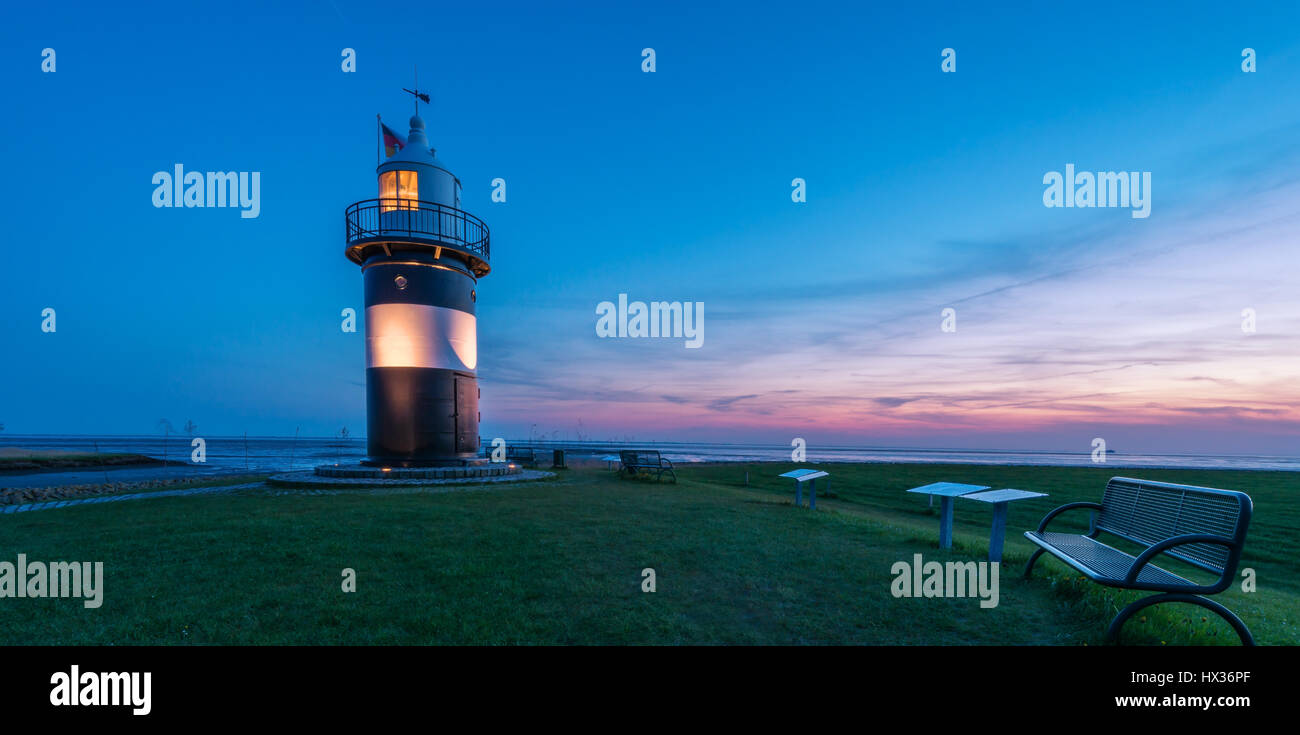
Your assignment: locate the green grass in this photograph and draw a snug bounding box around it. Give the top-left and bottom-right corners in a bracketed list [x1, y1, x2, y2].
[693, 462, 1300, 646]
[0, 463, 1295, 645]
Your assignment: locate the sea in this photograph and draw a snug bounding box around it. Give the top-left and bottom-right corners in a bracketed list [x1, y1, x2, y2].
[1, 434, 1298, 488]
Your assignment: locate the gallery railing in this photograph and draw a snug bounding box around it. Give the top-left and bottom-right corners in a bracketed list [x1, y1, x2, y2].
[344, 198, 490, 261]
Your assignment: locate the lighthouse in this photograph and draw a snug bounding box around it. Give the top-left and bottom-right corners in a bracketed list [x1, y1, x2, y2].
[344, 103, 490, 467]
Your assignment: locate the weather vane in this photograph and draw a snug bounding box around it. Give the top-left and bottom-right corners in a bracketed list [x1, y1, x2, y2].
[402, 65, 430, 115]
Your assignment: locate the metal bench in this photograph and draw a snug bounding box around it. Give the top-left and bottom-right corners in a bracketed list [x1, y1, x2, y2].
[1024, 477, 1254, 645]
[505, 447, 537, 466]
[619, 450, 676, 483]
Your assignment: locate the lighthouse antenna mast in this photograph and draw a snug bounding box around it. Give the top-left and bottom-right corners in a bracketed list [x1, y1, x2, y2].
[402, 65, 430, 116]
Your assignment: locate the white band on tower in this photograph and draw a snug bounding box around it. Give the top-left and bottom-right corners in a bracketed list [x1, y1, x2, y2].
[365, 303, 478, 371]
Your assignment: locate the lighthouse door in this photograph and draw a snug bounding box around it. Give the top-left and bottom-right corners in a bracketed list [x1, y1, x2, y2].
[454, 375, 478, 454]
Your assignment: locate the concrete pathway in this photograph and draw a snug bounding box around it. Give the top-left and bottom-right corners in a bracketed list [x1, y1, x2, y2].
[0, 482, 264, 515]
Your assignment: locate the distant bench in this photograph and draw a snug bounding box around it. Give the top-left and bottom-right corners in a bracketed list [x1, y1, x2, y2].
[505, 447, 537, 466]
[1024, 477, 1254, 645]
[619, 450, 676, 483]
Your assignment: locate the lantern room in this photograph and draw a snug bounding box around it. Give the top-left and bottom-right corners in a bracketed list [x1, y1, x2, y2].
[376, 115, 461, 211]
[345, 112, 489, 278]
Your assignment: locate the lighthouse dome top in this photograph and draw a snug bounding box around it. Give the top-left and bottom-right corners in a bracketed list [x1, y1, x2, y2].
[406, 114, 428, 147]
[380, 113, 452, 171]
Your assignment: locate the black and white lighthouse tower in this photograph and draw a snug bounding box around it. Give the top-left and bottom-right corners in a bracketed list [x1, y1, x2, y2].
[344, 100, 490, 467]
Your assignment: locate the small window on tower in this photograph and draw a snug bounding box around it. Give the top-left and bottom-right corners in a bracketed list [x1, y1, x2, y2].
[379, 170, 419, 212]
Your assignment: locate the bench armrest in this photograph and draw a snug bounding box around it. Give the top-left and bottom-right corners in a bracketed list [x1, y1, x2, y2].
[1123, 533, 1239, 585]
[660, 457, 674, 469]
[1034, 501, 1103, 533]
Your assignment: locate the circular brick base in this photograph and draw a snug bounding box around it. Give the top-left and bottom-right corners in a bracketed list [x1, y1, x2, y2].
[267, 465, 548, 489]
[313, 462, 522, 480]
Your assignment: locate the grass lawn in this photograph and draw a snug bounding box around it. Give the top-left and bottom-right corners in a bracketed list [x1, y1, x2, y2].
[1, 462, 1294, 645]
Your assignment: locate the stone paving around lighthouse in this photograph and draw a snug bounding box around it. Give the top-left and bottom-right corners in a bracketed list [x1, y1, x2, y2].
[267, 468, 554, 488]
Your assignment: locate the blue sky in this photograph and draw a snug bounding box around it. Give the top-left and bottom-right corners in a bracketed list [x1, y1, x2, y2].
[2, 1, 1300, 453]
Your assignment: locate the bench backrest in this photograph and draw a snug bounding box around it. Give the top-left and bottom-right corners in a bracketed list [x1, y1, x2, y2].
[620, 450, 661, 466]
[1097, 477, 1252, 574]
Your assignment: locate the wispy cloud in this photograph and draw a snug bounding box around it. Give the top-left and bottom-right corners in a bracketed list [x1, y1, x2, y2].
[482, 127, 1300, 453]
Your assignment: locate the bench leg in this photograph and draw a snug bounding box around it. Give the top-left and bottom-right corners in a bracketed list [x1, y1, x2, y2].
[1107, 593, 1255, 646]
[988, 502, 1008, 563]
[1023, 548, 1045, 579]
[938, 497, 954, 549]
